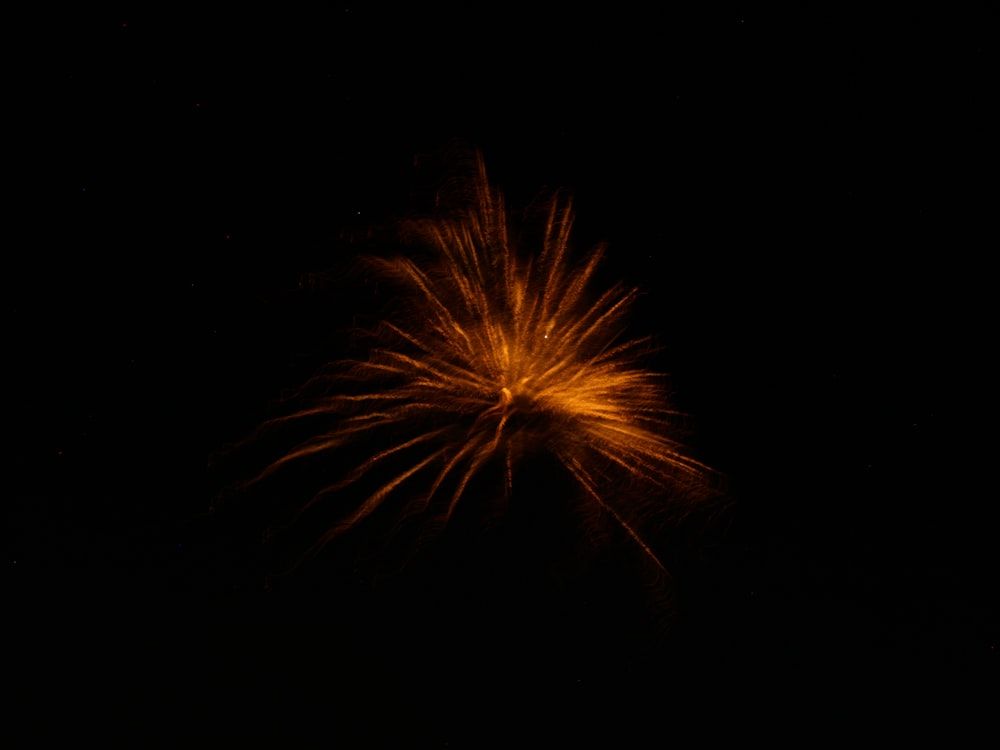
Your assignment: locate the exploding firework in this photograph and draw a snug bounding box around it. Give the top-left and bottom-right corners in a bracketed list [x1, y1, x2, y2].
[227, 153, 717, 589]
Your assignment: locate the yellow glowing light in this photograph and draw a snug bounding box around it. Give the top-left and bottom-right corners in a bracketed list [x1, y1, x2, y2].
[239, 154, 716, 577]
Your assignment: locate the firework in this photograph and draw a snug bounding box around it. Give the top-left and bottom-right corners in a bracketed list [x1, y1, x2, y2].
[233, 154, 716, 584]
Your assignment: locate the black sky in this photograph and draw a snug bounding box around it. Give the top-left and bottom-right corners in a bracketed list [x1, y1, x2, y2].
[12, 7, 996, 740]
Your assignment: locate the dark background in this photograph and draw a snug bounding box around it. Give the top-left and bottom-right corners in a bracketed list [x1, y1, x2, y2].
[12, 6, 996, 741]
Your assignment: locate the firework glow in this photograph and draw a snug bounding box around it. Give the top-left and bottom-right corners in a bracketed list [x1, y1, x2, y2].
[235, 155, 716, 581]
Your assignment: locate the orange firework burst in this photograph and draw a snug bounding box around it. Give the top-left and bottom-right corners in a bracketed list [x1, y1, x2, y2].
[231, 154, 716, 584]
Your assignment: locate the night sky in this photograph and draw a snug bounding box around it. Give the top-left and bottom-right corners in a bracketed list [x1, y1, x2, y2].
[12, 7, 996, 741]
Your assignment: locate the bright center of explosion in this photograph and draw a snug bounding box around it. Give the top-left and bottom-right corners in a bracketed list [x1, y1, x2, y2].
[498, 387, 514, 409]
